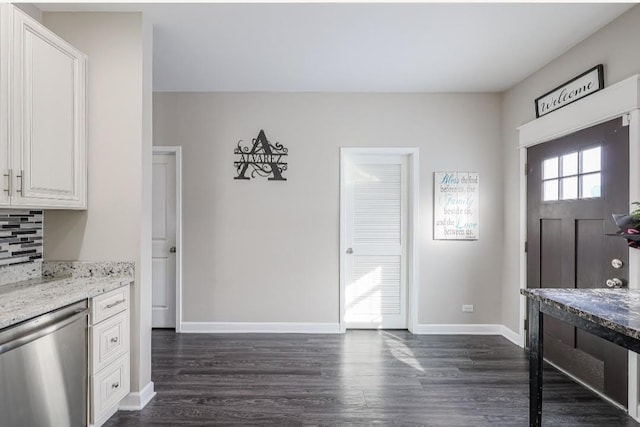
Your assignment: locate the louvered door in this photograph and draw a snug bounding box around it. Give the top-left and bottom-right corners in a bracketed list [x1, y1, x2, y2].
[345, 155, 407, 329]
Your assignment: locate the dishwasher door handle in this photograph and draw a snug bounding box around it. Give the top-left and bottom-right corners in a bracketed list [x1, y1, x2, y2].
[0, 307, 88, 355]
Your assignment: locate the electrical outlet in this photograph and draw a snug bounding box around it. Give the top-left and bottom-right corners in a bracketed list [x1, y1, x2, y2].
[462, 304, 474, 313]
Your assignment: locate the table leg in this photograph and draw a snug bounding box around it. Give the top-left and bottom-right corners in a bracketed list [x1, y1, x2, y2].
[529, 300, 543, 427]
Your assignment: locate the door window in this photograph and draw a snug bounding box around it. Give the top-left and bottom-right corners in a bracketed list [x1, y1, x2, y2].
[542, 146, 602, 201]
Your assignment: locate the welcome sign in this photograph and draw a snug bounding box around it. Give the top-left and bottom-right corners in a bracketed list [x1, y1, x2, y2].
[434, 172, 479, 240]
[534, 65, 604, 118]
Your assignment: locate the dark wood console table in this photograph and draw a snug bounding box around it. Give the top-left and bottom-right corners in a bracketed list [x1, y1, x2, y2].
[521, 288, 640, 426]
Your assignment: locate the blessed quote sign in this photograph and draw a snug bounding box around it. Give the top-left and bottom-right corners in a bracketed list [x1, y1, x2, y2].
[535, 65, 604, 118]
[434, 172, 479, 240]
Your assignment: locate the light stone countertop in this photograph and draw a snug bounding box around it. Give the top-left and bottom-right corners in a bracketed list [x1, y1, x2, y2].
[0, 275, 133, 330]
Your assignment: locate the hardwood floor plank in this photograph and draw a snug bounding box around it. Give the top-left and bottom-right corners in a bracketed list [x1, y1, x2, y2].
[104, 330, 639, 426]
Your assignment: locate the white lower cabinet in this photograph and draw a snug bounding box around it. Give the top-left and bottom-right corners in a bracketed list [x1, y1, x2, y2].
[89, 286, 131, 426]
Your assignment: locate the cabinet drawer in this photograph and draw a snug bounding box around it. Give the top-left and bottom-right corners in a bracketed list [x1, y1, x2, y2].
[91, 353, 130, 423]
[91, 310, 129, 374]
[92, 286, 129, 324]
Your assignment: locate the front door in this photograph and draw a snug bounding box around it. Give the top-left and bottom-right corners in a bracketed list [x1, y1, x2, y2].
[152, 153, 177, 328]
[344, 154, 408, 329]
[527, 117, 629, 406]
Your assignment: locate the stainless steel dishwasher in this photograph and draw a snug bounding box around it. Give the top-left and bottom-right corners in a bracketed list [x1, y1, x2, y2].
[0, 300, 88, 427]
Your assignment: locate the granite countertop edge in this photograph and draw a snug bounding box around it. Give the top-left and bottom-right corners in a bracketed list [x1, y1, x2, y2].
[0, 275, 134, 330]
[521, 288, 640, 341]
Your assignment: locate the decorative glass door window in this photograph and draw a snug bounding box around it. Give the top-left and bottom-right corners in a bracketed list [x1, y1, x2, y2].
[542, 146, 601, 201]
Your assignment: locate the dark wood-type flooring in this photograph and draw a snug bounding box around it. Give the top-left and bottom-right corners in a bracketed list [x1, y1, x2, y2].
[105, 330, 639, 426]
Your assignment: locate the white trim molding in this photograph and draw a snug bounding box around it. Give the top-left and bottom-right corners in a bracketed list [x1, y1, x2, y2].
[339, 147, 420, 333]
[412, 324, 522, 346]
[180, 322, 341, 334]
[119, 381, 156, 411]
[89, 406, 118, 427]
[179, 322, 522, 344]
[518, 75, 640, 148]
[546, 359, 626, 411]
[500, 325, 523, 347]
[152, 146, 183, 332]
[517, 73, 640, 419]
[413, 323, 502, 335]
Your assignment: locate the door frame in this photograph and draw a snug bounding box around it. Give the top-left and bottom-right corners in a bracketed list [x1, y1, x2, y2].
[517, 75, 640, 417]
[152, 146, 184, 332]
[339, 147, 420, 333]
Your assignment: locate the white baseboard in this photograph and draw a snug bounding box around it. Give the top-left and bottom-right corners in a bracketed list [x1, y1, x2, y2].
[177, 321, 523, 347]
[119, 381, 156, 411]
[545, 359, 626, 411]
[412, 324, 524, 348]
[412, 323, 505, 335]
[500, 325, 523, 347]
[89, 405, 118, 427]
[180, 322, 341, 334]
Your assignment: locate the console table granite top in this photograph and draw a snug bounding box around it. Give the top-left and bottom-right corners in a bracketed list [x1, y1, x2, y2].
[521, 288, 640, 341]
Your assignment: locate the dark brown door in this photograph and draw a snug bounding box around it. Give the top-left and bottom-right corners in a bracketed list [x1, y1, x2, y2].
[527, 117, 630, 406]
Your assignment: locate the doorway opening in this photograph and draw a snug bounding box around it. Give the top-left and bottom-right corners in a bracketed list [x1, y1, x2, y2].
[339, 147, 419, 333]
[526, 118, 629, 407]
[151, 146, 183, 331]
[517, 75, 640, 416]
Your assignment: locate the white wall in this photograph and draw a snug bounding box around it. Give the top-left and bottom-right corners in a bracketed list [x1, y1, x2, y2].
[154, 92, 503, 326]
[501, 5, 640, 332]
[42, 12, 152, 395]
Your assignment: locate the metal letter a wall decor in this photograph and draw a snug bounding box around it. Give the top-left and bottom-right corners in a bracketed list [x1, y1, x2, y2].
[234, 129, 288, 181]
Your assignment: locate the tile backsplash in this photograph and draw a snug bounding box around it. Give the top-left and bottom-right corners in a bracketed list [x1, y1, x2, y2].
[0, 210, 43, 267]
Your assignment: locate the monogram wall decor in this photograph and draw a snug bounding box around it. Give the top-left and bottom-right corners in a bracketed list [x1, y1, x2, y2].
[234, 129, 288, 181]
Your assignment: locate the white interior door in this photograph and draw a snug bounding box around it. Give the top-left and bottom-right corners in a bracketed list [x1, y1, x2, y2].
[152, 153, 176, 328]
[345, 154, 408, 329]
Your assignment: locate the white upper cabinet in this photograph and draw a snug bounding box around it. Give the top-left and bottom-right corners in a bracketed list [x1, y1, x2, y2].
[0, 6, 10, 207]
[0, 5, 87, 209]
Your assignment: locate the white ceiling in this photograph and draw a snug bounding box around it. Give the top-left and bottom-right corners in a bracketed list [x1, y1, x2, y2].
[37, 3, 634, 93]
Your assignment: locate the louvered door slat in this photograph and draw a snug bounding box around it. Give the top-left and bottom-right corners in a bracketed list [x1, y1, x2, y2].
[353, 164, 401, 246]
[347, 255, 401, 315]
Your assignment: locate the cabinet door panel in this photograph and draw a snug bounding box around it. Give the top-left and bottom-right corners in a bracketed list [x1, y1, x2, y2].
[28, 33, 75, 193]
[12, 8, 86, 209]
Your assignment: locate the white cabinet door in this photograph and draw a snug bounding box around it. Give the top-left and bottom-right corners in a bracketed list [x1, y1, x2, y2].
[0, 6, 10, 207]
[11, 7, 86, 209]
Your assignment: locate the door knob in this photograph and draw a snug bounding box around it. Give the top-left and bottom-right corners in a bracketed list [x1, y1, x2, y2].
[346, 248, 353, 254]
[611, 259, 624, 269]
[606, 278, 624, 288]
[170, 247, 176, 253]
